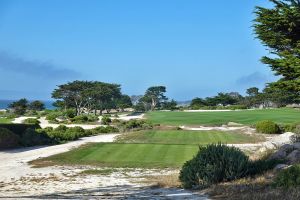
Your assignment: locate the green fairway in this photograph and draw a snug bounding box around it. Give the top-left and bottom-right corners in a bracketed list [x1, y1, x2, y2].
[116, 130, 263, 144]
[33, 143, 199, 168]
[147, 108, 300, 126]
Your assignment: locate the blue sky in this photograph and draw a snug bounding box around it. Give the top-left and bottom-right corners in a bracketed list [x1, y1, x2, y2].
[0, 0, 277, 100]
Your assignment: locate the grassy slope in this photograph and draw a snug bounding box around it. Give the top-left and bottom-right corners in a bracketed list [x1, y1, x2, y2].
[146, 108, 300, 126]
[116, 130, 263, 144]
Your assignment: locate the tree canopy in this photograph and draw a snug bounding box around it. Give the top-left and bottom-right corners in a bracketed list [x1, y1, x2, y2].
[254, 0, 300, 98]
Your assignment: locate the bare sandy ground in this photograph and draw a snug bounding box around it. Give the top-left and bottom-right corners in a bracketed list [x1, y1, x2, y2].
[0, 133, 208, 199]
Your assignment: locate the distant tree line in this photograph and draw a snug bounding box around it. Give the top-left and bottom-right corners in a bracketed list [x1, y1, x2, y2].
[190, 86, 299, 109]
[8, 99, 45, 115]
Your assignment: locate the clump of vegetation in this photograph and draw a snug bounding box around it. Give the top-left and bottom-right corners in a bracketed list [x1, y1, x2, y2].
[119, 119, 153, 131]
[23, 118, 40, 125]
[39, 125, 119, 143]
[256, 120, 281, 134]
[86, 126, 119, 135]
[0, 127, 20, 149]
[179, 144, 250, 189]
[71, 115, 98, 123]
[274, 165, 300, 188]
[20, 128, 52, 147]
[179, 143, 279, 189]
[101, 116, 112, 125]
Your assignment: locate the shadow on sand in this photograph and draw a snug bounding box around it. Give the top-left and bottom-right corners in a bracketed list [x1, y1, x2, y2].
[1, 185, 208, 200]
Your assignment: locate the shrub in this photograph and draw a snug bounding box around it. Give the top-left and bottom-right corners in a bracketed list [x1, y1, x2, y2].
[23, 118, 40, 125]
[63, 109, 76, 118]
[87, 126, 119, 135]
[0, 124, 39, 136]
[247, 158, 281, 176]
[179, 144, 249, 189]
[101, 116, 112, 125]
[87, 115, 99, 122]
[256, 120, 281, 134]
[55, 125, 68, 132]
[71, 115, 88, 123]
[274, 165, 300, 187]
[46, 112, 61, 121]
[0, 127, 20, 149]
[121, 119, 153, 130]
[21, 128, 52, 146]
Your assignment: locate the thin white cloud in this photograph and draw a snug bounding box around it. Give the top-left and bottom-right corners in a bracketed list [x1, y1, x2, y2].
[0, 52, 80, 79]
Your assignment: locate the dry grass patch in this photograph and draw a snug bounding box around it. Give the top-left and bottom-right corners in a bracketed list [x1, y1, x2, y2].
[208, 171, 300, 200]
[142, 173, 181, 188]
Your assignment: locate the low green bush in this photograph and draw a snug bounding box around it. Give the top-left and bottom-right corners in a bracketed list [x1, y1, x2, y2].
[0, 123, 40, 136]
[179, 144, 250, 189]
[23, 118, 40, 125]
[21, 128, 52, 146]
[46, 112, 61, 121]
[101, 116, 112, 125]
[256, 120, 281, 134]
[120, 119, 153, 131]
[0, 127, 20, 149]
[86, 126, 119, 135]
[247, 158, 282, 176]
[274, 165, 300, 187]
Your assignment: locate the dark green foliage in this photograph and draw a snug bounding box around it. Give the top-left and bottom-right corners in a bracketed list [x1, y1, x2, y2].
[247, 158, 282, 176]
[42, 125, 119, 143]
[162, 99, 178, 110]
[179, 144, 250, 189]
[120, 119, 153, 131]
[8, 98, 28, 115]
[190, 93, 242, 108]
[101, 116, 112, 125]
[274, 165, 300, 188]
[46, 112, 61, 121]
[86, 126, 119, 135]
[29, 100, 45, 111]
[0, 127, 20, 149]
[20, 128, 52, 147]
[63, 109, 76, 118]
[254, 0, 300, 99]
[71, 115, 98, 123]
[0, 124, 40, 136]
[256, 120, 281, 134]
[23, 118, 40, 125]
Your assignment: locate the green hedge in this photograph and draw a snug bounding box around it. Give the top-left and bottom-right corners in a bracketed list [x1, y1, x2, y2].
[0, 124, 40, 136]
[0, 127, 20, 149]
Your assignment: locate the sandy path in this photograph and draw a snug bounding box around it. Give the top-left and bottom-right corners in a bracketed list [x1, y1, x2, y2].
[0, 134, 119, 182]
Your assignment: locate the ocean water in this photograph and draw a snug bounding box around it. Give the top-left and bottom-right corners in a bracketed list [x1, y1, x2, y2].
[0, 100, 55, 110]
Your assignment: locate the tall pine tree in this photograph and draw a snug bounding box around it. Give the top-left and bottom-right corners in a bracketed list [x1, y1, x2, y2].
[254, 0, 300, 100]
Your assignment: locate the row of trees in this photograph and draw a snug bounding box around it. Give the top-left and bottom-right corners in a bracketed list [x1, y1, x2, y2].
[9, 99, 45, 115]
[190, 86, 299, 109]
[52, 81, 132, 115]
